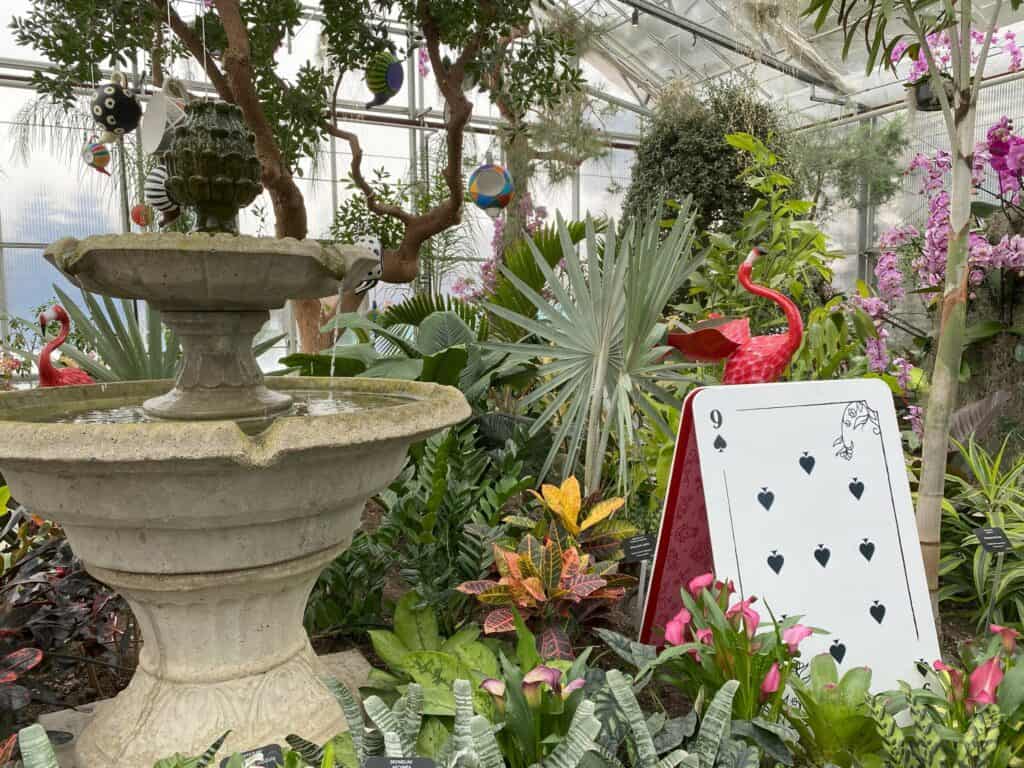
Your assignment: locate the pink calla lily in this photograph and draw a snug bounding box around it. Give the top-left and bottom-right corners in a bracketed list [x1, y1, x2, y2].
[967, 657, 1003, 710]
[990, 624, 1021, 653]
[760, 662, 780, 701]
[725, 596, 760, 637]
[562, 678, 585, 698]
[665, 607, 691, 646]
[782, 624, 813, 653]
[481, 678, 506, 697]
[687, 573, 715, 598]
[933, 660, 964, 693]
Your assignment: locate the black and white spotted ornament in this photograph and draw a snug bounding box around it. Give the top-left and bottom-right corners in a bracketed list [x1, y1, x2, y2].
[143, 164, 181, 226]
[351, 235, 383, 295]
[91, 81, 142, 136]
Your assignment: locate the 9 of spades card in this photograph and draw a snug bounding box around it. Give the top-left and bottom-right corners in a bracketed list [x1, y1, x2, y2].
[691, 379, 939, 691]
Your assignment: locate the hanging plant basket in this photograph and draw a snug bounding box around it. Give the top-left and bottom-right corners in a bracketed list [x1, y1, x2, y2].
[911, 76, 953, 112]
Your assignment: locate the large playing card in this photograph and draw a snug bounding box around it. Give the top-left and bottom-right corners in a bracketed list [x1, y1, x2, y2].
[691, 379, 938, 691]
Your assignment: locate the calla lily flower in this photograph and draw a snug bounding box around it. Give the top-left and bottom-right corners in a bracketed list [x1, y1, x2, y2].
[481, 678, 507, 714]
[967, 657, 1003, 710]
[933, 660, 964, 693]
[524, 665, 563, 691]
[782, 624, 813, 653]
[688, 627, 713, 663]
[481, 678, 506, 697]
[687, 573, 715, 598]
[760, 662, 780, 701]
[725, 596, 760, 637]
[562, 678, 585, 698]
[990, 624, 1021, 653]
[522, 665, 564, 708]
[530, 477, 624, 537]
[665, 607, 691, 646]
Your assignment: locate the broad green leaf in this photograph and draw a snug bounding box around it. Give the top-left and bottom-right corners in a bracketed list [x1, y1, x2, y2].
[394, 592, 442, 651]
[368, 629, 411, 673]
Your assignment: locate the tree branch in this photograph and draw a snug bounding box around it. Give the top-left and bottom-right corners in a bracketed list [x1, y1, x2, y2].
[150, 0, 232, 100]
[211, 0, 306, 237]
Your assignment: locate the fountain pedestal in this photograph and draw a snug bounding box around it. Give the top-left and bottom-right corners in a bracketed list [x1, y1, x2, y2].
[144, 310, 291, 420]
[76, 546, 344, 765]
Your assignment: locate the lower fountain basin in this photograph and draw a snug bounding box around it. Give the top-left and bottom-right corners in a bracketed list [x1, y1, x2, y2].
[0, 377, 469, 766]
[0, 377, 468, 574]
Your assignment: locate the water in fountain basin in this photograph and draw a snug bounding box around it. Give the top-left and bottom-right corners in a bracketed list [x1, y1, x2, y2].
[34, 389, 411, 425]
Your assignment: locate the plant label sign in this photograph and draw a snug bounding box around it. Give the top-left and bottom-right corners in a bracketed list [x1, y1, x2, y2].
[974, 526, 1014, 553]
[220, 745, 284, 768]
[622, 533, 657, 563]
[641, 379, 940, 692]
[365, 759, 437, 768]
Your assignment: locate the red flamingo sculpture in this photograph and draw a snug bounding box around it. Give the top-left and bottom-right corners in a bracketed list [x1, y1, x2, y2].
[38, 306, 94, 387]
[668, 247, 804, 384]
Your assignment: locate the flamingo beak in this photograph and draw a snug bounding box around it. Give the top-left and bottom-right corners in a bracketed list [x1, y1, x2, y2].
[38, 317, 46, 335]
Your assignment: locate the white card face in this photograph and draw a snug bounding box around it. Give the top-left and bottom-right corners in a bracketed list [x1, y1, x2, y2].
[692, 379, 939, 691]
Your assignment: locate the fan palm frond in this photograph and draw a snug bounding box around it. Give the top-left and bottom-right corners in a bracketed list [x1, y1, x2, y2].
[485, 204, 702, 492]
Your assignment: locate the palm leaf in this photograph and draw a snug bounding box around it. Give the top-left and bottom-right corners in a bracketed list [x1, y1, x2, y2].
[381, 294, 489, 341]
[483, 205, 701, 492]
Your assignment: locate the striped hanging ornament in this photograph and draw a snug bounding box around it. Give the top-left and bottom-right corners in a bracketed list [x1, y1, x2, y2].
[143, 164, 181, 226]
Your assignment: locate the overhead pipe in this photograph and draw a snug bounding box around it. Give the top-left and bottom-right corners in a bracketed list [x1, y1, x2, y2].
[618, 0, 838, 92]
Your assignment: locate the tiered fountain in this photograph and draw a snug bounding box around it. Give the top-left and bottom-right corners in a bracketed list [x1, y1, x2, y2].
[0, 101, 469, 767]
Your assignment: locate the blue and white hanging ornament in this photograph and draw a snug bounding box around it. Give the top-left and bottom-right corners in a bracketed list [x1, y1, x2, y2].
[364, 50, 404, 109]
[91, 72, 142, 136]
[468, 161, 514, 218]
[144, 164, 181, 226]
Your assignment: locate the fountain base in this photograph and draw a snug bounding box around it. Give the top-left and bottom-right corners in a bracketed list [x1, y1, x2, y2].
[73, 545, 345, 767]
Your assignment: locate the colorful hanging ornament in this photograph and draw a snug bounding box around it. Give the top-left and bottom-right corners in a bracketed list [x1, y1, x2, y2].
[143, 164, 181, 226]
[468, 163, 514, 218]
[90, 76, 142, 136]
[130, 203, 155, 227]
[364, 50, 404, 109]
[81, 137, 111, 176]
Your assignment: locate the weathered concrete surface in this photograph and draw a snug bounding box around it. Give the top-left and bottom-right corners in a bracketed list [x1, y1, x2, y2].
[37, 649, 373, 767]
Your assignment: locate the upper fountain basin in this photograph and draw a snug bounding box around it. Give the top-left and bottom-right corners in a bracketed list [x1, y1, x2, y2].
[45, 232, 359, 311]
[0, 377, 470, 573]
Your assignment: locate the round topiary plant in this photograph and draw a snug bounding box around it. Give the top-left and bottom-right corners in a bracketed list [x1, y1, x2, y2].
[622, 78, 791, 231]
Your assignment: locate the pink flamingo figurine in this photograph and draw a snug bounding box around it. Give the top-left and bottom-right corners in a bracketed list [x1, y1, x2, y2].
[37, 306, 94, 387]
[668, 247, 804, 384]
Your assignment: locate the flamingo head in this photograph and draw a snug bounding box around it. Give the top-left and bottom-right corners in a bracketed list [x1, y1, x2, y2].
[38, 306, 66, 335]
[743, 247, 764, 266]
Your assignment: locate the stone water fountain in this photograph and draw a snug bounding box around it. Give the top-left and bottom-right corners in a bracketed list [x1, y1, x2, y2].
[0, 102, 469, 766]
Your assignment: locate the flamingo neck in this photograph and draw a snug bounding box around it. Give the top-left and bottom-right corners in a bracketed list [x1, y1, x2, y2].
[738, 262, 804, 351]
[38, 318, 69, 385]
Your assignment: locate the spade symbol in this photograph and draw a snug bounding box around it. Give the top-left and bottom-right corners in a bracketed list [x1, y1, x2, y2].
[870, 601, 886, 624]
[714, 434, 727, 452]
[849, 478, 865, 500]
[859, 539, 876, 561]
[757, 488, 775, 511]
[814, 545, 831, 568]
[830, 640, 847, 664]
[799, 452, 816, 475]
[767, 551, 784, 574]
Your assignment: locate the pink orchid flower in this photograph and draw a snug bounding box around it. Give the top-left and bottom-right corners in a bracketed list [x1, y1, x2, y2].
[687, 573, 714, 598]
[990, 624, 1021, 653]
[782, 624, 813, 653]
[967, 657, 1003, 710]
[725, 596, 760, 638]
[665, 607, 691, 646]
[760, 662, 780, 701]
